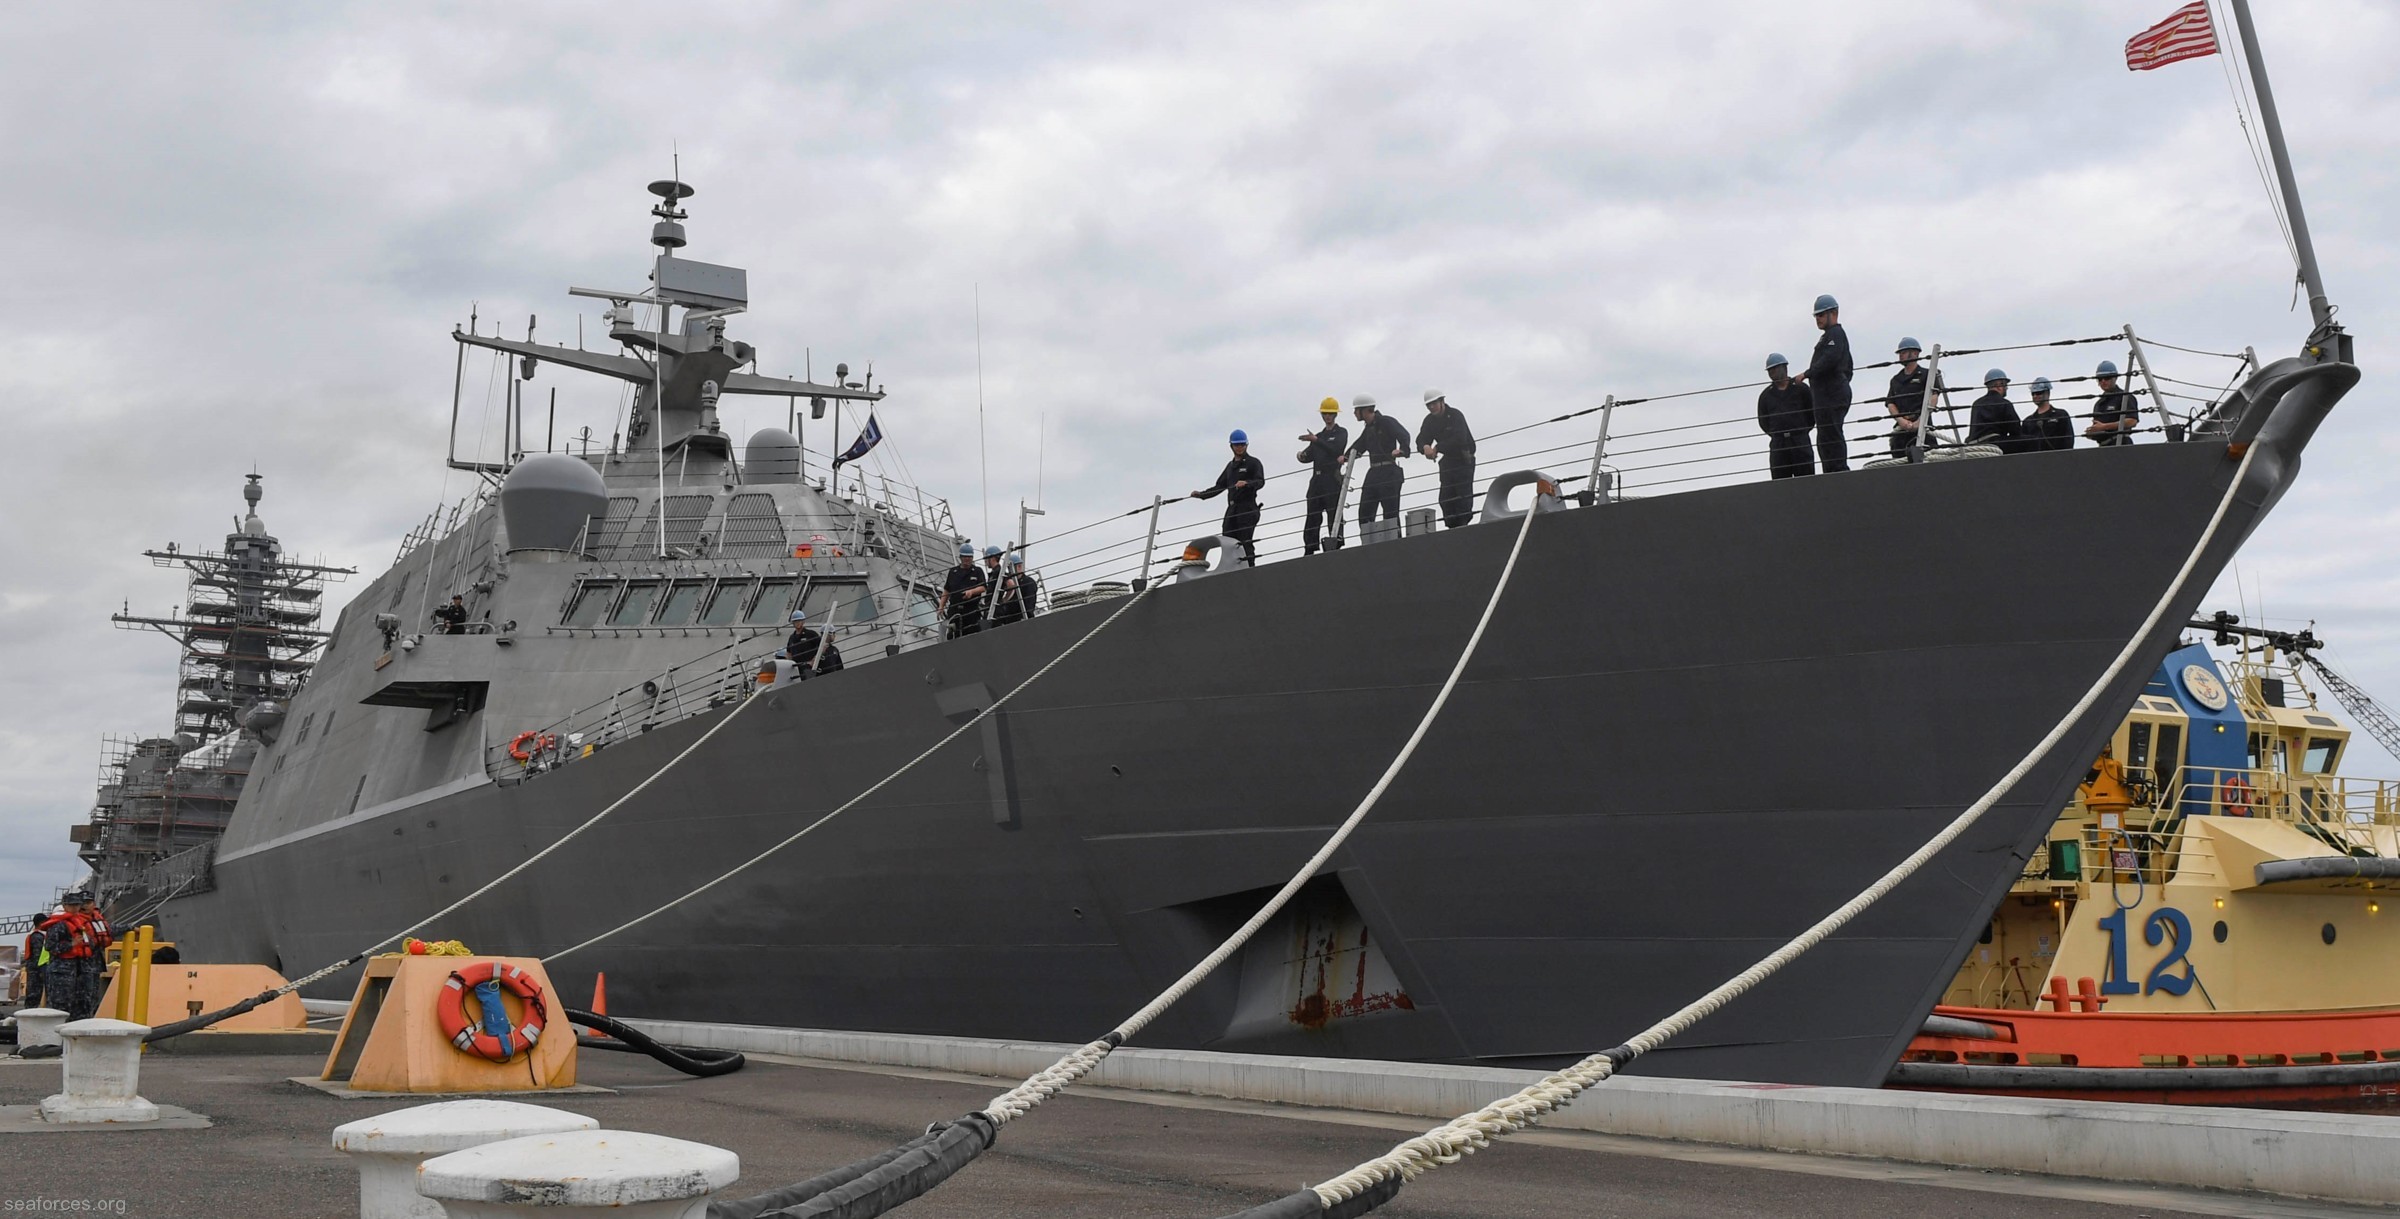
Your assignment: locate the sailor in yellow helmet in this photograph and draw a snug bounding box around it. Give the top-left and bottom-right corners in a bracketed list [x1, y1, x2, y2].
[1297, 397, 1349, 555]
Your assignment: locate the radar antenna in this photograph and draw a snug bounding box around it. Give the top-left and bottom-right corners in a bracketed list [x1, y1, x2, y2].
[2195, 612, 2400, 761]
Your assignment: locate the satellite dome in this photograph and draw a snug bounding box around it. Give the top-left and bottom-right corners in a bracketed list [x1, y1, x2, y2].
[500, 454, 609, 556]
[745, 428, 802, 484]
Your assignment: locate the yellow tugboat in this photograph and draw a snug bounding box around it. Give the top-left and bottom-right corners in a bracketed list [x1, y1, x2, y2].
[1896, 613, 2400, 1109]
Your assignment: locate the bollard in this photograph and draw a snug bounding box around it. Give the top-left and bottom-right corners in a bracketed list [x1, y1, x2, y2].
[334, 1100, 599, 1219]
[39, 1018, 158, 1124]
[417, 1129, 739, 1219]
[14, 1007, 68, 1050]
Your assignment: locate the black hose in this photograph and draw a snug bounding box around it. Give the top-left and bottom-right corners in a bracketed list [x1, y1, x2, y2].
[564, 1007, 745, 1077]
[709, 1113, 996, 1219]
[1217, 1177, 1403, 1219]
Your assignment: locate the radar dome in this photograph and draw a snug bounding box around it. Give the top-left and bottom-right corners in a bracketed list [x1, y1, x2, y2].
[500, 454, 610, 555]
[746, 428, 802, 484]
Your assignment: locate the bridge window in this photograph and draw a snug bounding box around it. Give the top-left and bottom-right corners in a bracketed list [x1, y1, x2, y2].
[2157, 725, 2182, 799]
[610, 581, 662, 626]
[697, 579, 751, 626]
[564, 581, 618, 627]
[655, 580, 708, 626]
[803, 580, 878, 625]
[746, 579, 800, 625]
[904, 588, 940, 632]
[2304, 737, 2341, 774]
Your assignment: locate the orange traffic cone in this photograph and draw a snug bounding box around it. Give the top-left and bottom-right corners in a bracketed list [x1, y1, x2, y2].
[587, 972, 614, 1040]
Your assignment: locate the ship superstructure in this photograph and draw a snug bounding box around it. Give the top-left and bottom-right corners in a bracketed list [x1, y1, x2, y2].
[153, 178, 2357, 1088]
[74, 476, 351, 924]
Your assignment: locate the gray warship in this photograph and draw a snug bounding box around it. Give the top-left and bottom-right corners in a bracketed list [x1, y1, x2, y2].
[153, 179, 2357, 1088]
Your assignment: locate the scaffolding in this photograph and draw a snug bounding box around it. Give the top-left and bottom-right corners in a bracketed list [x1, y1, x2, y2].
[74, 476, 352, 915]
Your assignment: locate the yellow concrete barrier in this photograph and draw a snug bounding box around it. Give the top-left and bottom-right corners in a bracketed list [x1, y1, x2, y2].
[99, 962, 307, 1031]
[323, 955, 576, 1093]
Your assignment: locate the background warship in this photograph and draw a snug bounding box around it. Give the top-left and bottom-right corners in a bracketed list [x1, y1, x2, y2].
[48, 479, 351, 933]
[145, 179, 2355, 1088]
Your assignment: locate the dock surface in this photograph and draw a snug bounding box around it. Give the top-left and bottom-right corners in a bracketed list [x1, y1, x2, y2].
[5, 1049, 2385, 1218]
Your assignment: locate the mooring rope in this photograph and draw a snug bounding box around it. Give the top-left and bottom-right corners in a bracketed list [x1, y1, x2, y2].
[1234, 445, 2259, 1218]
[152, 576, 1162, 1042]
[689, 506, 1546, 1219]
[981, 504, 1542, 1126]
[544, 578, 1165, 964]
[146, 695, 765, 1040]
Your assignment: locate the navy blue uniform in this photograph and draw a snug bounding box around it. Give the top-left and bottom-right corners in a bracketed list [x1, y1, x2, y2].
[989, 571, 1039, 626]
[1193, 452, 1268, 563]
[1883, 365, 1945, 456]
[1348, 414, 1412, 529]
[1756, 381, 1815, 479]
[2089, 387, 2138, 446]
[941, 563, 987, 637]
[1967, 391, 2022, 451]
[1807, 323, 1854, 472]
[1298, 422, 1348, 554]
[1415, 408, 1478, 528]
[2020, 406, 2074, 452]
[784, 626, 844, 673]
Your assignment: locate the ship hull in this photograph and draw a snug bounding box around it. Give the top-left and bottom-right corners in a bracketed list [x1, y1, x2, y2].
[165, 440, 2280, 1086]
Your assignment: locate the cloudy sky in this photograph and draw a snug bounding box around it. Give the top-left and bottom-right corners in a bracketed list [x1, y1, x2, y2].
[2, 1, 2393, 919]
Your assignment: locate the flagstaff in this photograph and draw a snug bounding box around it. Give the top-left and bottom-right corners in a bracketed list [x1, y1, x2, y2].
[2224, 0, 2334, 331]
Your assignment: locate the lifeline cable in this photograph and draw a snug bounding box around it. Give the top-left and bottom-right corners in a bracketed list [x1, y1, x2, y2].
[1223, 445, 2261, 1218]
[700, 504, 1543, 1219]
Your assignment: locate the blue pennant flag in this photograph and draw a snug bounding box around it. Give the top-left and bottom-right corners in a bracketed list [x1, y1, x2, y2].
[832, 413, 884, 468]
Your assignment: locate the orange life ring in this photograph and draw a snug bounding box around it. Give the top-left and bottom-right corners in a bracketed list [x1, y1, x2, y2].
[437, 961, 548, 1062]
[507, 731, 557, 763]
[2221, 774, 2257, 816]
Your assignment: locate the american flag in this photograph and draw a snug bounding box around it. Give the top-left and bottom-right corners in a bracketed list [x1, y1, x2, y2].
[2126, 1, 2220, 71]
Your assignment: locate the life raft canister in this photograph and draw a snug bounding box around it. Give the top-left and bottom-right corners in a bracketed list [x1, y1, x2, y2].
[508, 731, 558, 763]
[2221, 773, 2257, 816]
[438, 961, 548, 1062]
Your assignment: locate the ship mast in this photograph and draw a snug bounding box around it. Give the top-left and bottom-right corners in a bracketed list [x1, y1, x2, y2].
[86, 476, 355, 911]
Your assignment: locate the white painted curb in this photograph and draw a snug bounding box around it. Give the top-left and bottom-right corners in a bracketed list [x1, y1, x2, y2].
[622, 1018, 2400, 1207]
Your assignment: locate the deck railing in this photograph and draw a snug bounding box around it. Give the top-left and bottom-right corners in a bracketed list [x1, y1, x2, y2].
[1018, 328, 2257, 603]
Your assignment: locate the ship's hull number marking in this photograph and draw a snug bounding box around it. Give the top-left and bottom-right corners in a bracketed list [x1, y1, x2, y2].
[2097, 906, 2196, 997]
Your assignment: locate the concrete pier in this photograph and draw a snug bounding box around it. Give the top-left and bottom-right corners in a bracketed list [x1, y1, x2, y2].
[2, 1044, 2389, 1217]
[620, 1019, 2400, 1211]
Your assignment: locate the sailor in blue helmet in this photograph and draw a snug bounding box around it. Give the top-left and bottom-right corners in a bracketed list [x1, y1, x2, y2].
[1192, 428, 1267, 564]
[781, 608, 844, 674]
[938, 540, 988, 638]
[1966, 369, 2023, 451]
[1793, 294, 1854, 472]
[2085, 359, 2138, 446]
[1882, 337, 1945, 458]
[2021, 376, 2074, 452]
[1756, 353, 1815, 479]
[1345, 394, 1412, 532]
[988, 552, 1039, 627]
